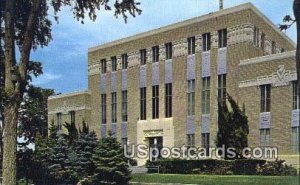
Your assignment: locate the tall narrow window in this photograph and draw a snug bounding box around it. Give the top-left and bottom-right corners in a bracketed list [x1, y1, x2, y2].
[122, 54, 128, 69]
[253, 27, 260, 47]
[165, 83, 172, 118]
[165, 42, 172, 60]
[203, 33, 211, 52]
[187, 134, 195, 148]
[56, 113, 62, 131]
[260, 128, 270, 147]
[202, 77, 210, 114]
[152, 85, 159, 119]
[260, 84, 271, 112]
[271, 41, 276, 54]
[261, 33, 265, 51]
[202, 133, 210, 156]
[188, 79, 195, 115]
[140, 87, 147, 120]
[70, 111, 75, 123]
[152, 46, 159, 63]
[218, 74, 226, 107]
[101, 59, 107, 74]
[188, 36, 195, 55]
[140, 49, 147, 65]
[122, 90, 128, 122]
[293, 81, 299, 110]
[111, 56, 117, 71]
[291, 126, 300, 152]
[101, 94, 107, 124]
[111, 92, 117, 123]
[218, 29, 227, 48]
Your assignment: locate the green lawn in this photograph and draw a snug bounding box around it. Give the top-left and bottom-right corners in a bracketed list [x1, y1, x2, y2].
[131, 174, 300, 185]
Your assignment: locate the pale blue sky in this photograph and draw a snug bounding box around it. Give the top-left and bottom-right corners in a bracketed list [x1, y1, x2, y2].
[31, 0, 296, 93]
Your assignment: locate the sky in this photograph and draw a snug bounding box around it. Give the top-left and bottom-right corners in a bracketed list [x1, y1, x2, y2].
[30, 0, 296, 94]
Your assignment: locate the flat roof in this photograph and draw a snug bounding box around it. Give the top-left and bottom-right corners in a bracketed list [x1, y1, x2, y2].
[88, 2, 295, 53]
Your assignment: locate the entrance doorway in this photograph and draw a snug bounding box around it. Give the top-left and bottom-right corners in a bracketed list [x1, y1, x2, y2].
[148, 137, 163, 161]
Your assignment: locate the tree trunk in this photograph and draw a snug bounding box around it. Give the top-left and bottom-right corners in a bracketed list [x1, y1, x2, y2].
[2, 102, 19, 185]
[294, 0, 300, 99]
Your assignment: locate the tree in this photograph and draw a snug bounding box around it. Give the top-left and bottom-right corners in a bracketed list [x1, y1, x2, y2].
[63, 120, 78, 146]
[19, 85, 55, 141]
[280, 0, 300, 104]
[1, 0, 141, 184]
[216, 94, 249, 159]
[73, 121, 98, 181]
[91, 131, 131, 185]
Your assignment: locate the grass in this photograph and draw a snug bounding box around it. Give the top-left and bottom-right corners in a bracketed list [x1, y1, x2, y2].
[131, 174, 300, 185]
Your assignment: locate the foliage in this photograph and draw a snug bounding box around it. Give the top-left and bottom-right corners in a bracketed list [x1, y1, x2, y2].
[146, 158, 298, 176]
[91, 131, 131, 185]
[257, 160, 298, 176]
[216, 94, 249, 159]
[63, 120, 78, 146]
[19, 85, 55, 141]
[73, 121, 98, 180]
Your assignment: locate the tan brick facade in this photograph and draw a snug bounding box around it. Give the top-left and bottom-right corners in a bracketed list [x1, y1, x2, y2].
[48, 3, 299, 166]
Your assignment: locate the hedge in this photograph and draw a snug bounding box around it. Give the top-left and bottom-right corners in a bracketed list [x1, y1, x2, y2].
[146, 158, 298, 176]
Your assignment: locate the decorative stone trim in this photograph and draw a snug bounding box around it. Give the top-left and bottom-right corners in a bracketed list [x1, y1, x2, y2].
[101, 124, 107, 138]
[202, 51, 211, 77]
[239, 65, 297, 88]
[260, 112, 271, 129]
[187, 54, 196, 80]
[173, 39, 187, 58]
[201, 114, 210, 133]
[217, 47, 227, 75]
[187, 115, 195, 134]
[143, 129, 164, 138]
[121, 122, 128, 138]
[165, 59, 173, 84]
[291, 109, 300, 127]
[48, 105, 91, 115]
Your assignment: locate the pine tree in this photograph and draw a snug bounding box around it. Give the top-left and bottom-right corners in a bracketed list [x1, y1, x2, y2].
[63, 120, 78, 146]
[73, 121, 98, 180]
[91, 131, 131, 185]
[216, 94, 249, 159]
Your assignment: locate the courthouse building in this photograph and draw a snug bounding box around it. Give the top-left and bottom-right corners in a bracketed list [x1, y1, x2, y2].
[48, 3, 299, 165]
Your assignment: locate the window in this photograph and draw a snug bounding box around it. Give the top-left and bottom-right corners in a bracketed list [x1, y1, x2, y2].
[140, 49, 147, 65]
[70, 111, 75, 123]
[218, 74, 226, 107]
[111, 92, 117, 123]
[56, 113, 62, 131]
[122, 91, 128, 122]
[101, 94, 107, 124]
[293, 81, 299, 110]
[165, 42, 172, 60]
[202, 77, 210, 114]
[291, 126, 300, 152]
[188, 36, 195, 55]
[202, 133, 210, 156]
[140, 87, 147, 120]
[260, 128, 270, 147]
[152, 85, 159, 119]
[202, 33, 211, 51]
[101, 59, 107, 74]
[152, 46, 159, 62]
[122, 54, 128, 69]
[253, 27, 260, 47]
[111, 56, 117, 71]
[188, 79, 195, 115]
[271, 41, 276, 54]
[218, 29, 227, 48]
[261, 33, 265, 51]
[165, 83, 172, 118]
[281, 48, 285, 53]
[260, 84, 271, 112]
[187, 134, 195, 148]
